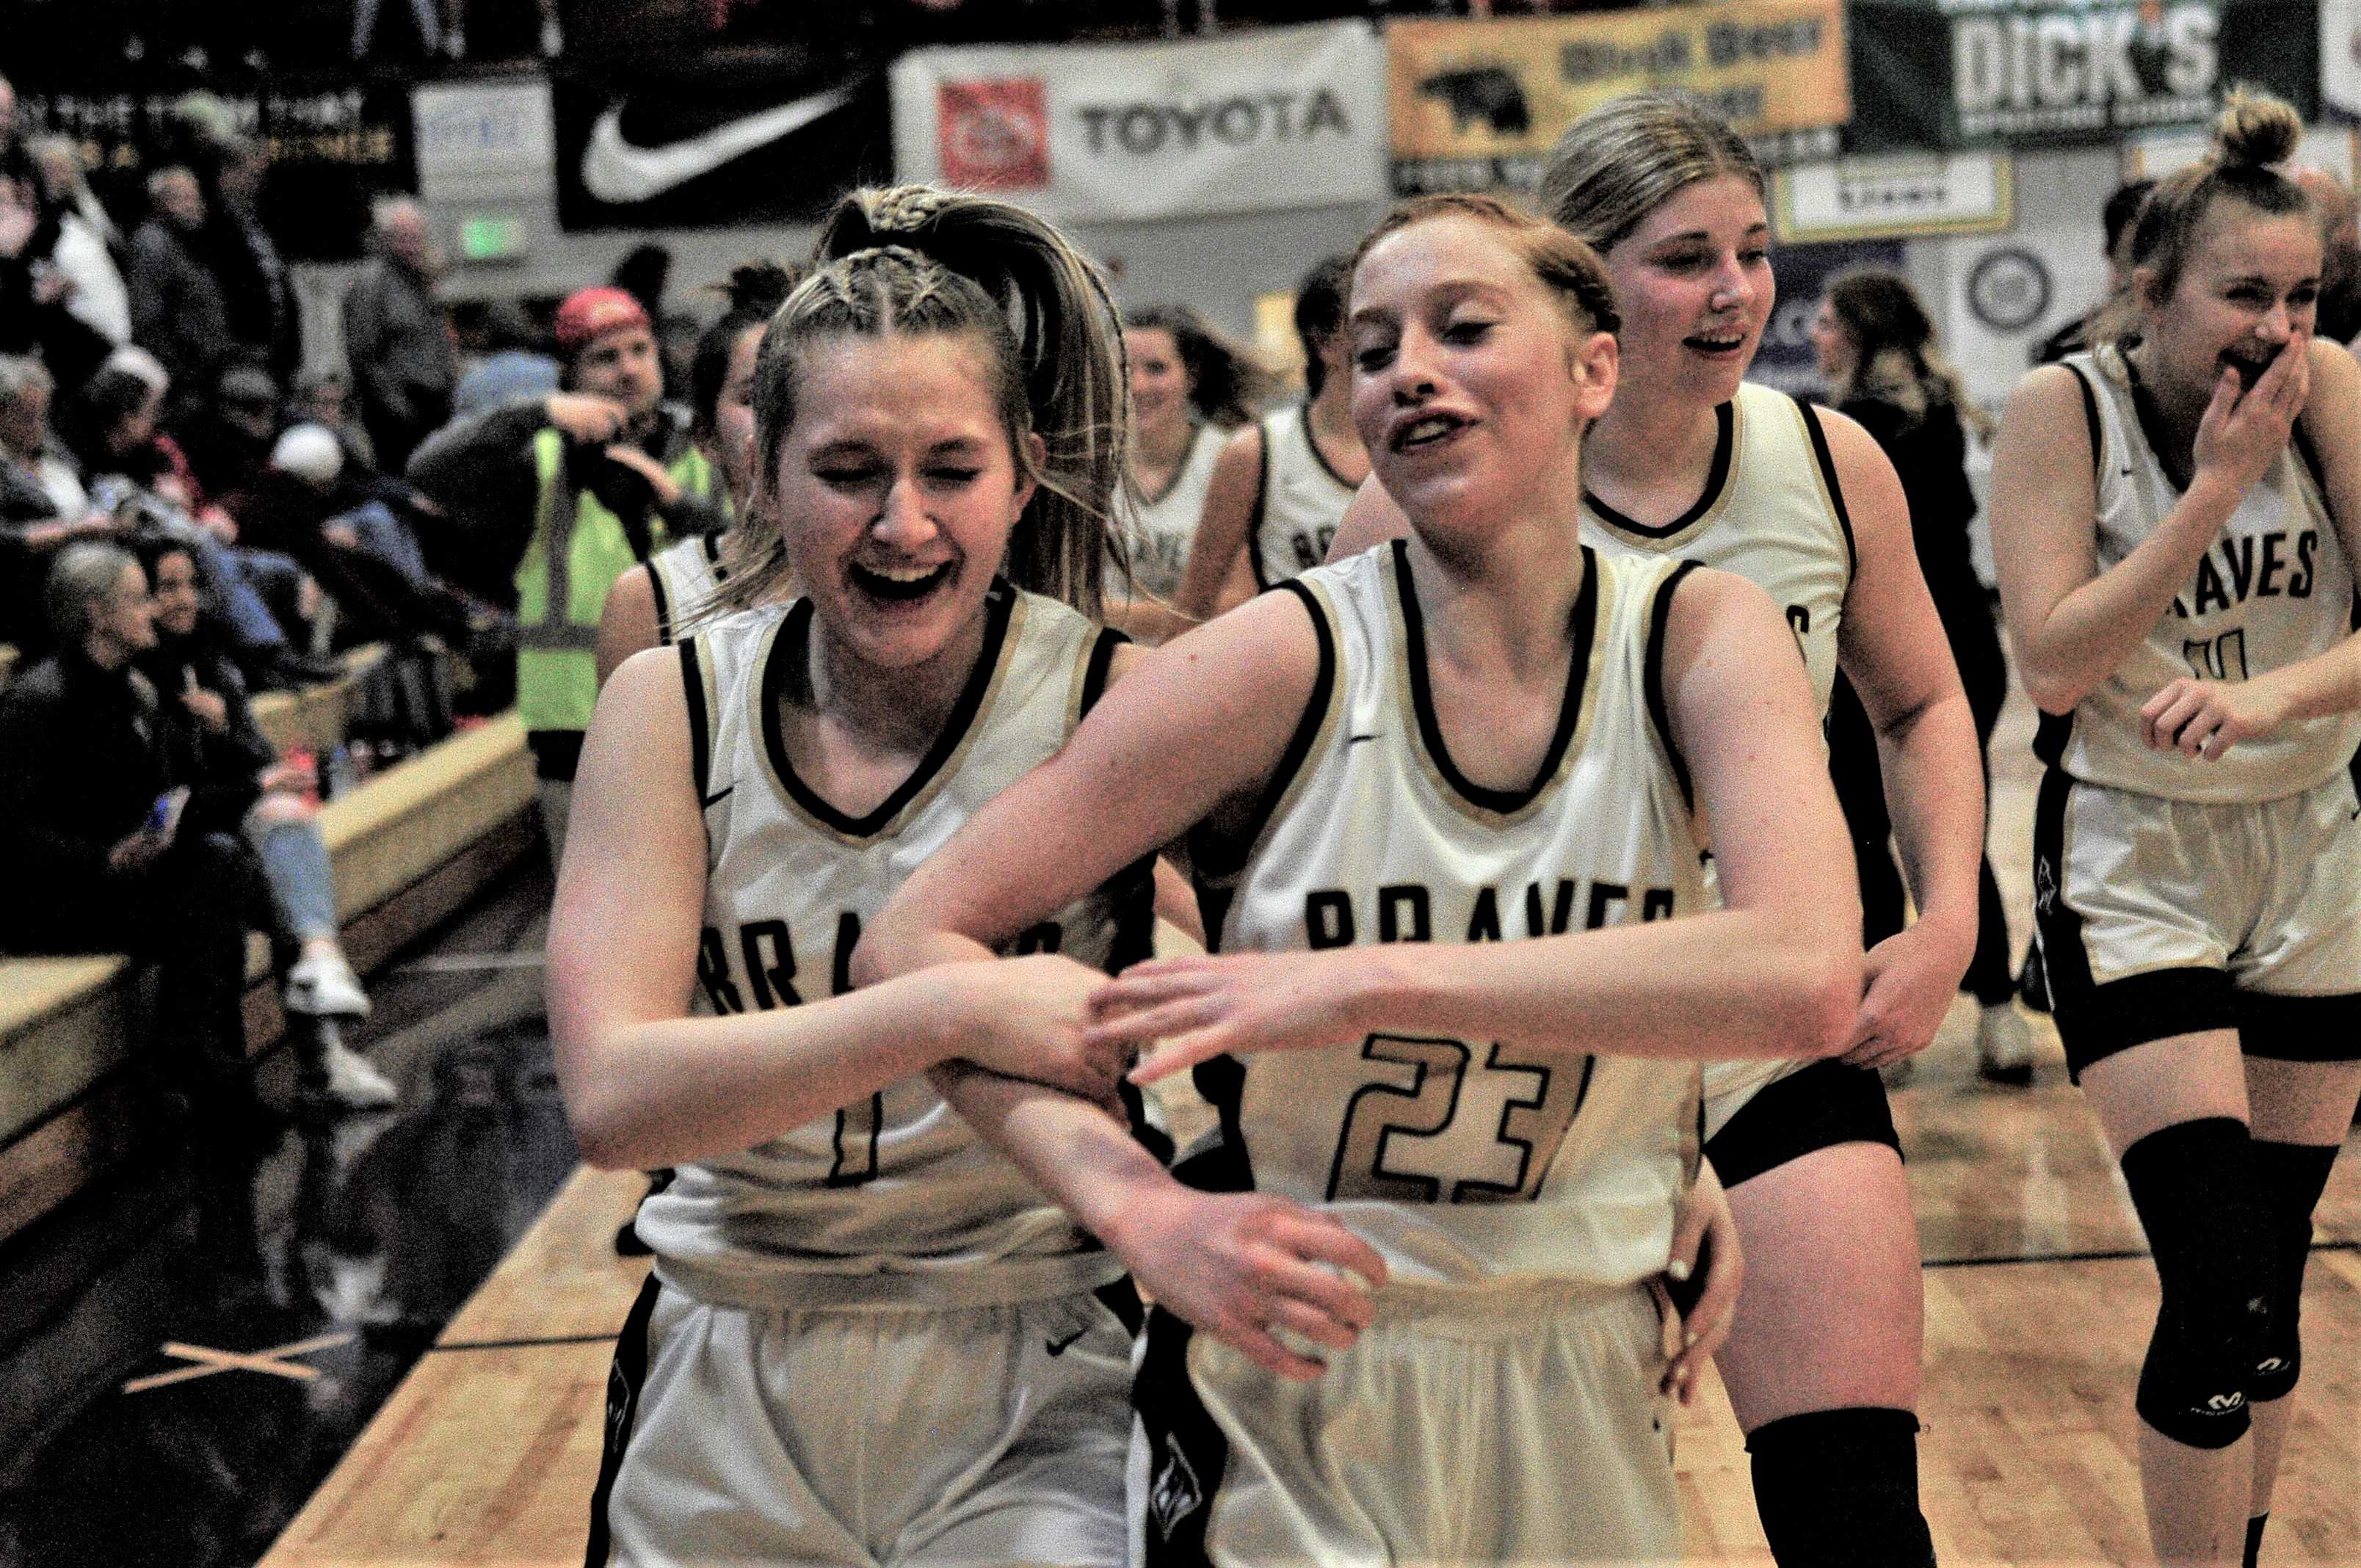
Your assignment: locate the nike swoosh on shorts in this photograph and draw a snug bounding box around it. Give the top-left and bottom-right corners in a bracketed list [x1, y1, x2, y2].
[581, 84, 859, 204]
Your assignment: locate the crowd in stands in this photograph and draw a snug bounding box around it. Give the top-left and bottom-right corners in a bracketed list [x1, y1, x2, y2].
[0, 72, 607, 1131]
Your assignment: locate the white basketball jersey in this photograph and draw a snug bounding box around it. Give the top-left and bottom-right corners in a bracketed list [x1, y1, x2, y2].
[1118, 422, 1225, 603]
[1196, 541, 1706, 1290]
[1250, 404, 1360, 590]
[1578, 382, 1857, 1128]
[647, 531, 730, 646]
[1581, 381, 1854, 719]
[635, 585, 1149, 1310]
[2050, 352, 2360, 802]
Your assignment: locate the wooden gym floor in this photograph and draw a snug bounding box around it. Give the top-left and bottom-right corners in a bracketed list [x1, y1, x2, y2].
[258, 680, 2361, 1567]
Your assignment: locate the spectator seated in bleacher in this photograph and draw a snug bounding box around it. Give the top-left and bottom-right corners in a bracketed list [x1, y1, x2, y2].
[0, 542, 289, 1130]
[1, 353, 130, 653]
[132, 534, 396, 1108]
[63, 358, 341, 689]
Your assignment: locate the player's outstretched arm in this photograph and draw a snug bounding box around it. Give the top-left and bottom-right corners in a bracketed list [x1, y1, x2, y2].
[545, 648, 1123, 1172]
[857, 598, 1388, 1379]
[1095, 567, 1860, 1081]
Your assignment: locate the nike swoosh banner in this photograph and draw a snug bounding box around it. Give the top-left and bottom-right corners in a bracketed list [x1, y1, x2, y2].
[1385, 0, 1852, 193]
[554, 63, 893, 231]
[888, 21, 1386, 222]
[1845, 0, 2317, 151]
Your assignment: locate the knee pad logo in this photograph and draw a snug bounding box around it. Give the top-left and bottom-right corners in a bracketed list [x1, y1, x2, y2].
[1149, 1446, 1204, 1542]
[2255, 1355, 2289, 1376]
[2203, 1390, 2245, 1415]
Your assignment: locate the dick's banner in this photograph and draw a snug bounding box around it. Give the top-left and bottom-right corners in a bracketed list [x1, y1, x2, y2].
[1385, 0, 1851, 192]
[1847, 0, 2318, 152]
[889, 21, 1387, 222]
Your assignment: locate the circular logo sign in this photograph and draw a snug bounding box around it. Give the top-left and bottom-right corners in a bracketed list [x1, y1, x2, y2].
[1966, 247, 2053, 334]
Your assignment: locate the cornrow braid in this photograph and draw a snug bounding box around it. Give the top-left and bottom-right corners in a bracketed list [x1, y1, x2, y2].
[715, 186, 1131, 620]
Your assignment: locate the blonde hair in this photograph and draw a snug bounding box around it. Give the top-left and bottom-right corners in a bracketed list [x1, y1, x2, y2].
[2092, 87, 2314, 361]
[1537, 90, 1766, 255]
[712, 186, 1130, 621]
[1350, 193, 1621, 341]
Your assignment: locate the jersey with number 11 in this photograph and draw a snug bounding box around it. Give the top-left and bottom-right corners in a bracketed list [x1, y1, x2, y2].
[633, 585, 1147, 1313]
[1197, 541, 1706, 1291]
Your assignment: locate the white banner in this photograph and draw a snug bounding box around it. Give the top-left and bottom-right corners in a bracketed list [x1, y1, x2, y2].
[1774, 151, 2012, 242]
[413, 78, 555, 203]
[890, 21, 1386, 222]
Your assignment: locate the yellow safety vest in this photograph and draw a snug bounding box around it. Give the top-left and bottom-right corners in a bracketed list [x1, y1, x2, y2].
[514, 427, 715, 737]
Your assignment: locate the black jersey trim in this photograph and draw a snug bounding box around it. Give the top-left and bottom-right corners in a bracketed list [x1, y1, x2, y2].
[678, 638, 711, 804]
[582, 1273, 661, 1568]
[1584, 400, 1734, 540]
[1796, 396, 1858, 582]
[1396, 537, 1597, 817]
[1298, 399, 1354, 492]
[702, 529, 730, 584]
[2031, 706, 2073, 769]
[1079, 625, 1128, 720]
[760, 584, 1015, 841]
[1136, 1304, 1229, 1566]
[1189, 579, 1335, 885]
[1137, 423, 1210, 509]
[2061, 359, 2105, 482]
[1643, 559, 1704, 813]
[647, 560, 676, 647]
[1246, 418, 1274, 592]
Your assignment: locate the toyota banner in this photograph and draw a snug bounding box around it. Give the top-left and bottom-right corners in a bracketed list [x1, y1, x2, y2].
[889, 21, 1388, 223]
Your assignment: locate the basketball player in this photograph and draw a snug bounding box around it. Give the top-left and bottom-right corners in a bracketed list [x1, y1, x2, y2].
[1989, 90, 2361, 1567]
[1106, 305, 1269, 645]
[1324, 92, 1984, 1565]
[1177, 257, 1368, 620]
[549, 186, 1297, 1565]
[860, 194, 1861, 1564]
[595, 262, 798, 684]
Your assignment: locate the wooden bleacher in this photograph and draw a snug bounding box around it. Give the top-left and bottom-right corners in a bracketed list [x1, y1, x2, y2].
[0, 703, 537, 1247]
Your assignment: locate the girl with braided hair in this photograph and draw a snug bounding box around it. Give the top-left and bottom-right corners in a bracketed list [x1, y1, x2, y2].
[1990, 89, 2361, 1565]
[550, 185, 1304, 1564]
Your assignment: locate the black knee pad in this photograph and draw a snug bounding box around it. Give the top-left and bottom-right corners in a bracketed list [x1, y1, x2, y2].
[1744, 1407, 1935, 1567]
[2248, 1141, 2341, 1404]
[2119, 1118, 2270, 1448]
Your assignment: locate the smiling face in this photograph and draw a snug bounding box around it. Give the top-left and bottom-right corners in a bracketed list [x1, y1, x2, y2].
[2139, 202, 2321, 401]
[1125, 327, 1189, 442]
[770, 328, 1037, 678]
[1347, 213, 1615, 540]
[1600, 173, 1773, 414]
[148, 548, 202, 638]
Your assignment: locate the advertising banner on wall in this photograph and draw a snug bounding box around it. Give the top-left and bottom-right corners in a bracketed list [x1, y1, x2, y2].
[1385, 0, 1851, 193]
[14, 74, 416, 261]
[1773, 150, 2013, 242]
[551, 62, 893, 231]
[1847, 0, 2318, 153]
[889, 21, 1387, 223]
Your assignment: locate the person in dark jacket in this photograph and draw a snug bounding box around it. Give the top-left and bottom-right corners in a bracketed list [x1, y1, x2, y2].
[1814, 266, 2034, 1084]
[0, 542, 283, 1123]
[132, 535, 395, 1108]
[340, 197, 456, 473]
[127, 167, 239, 410]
